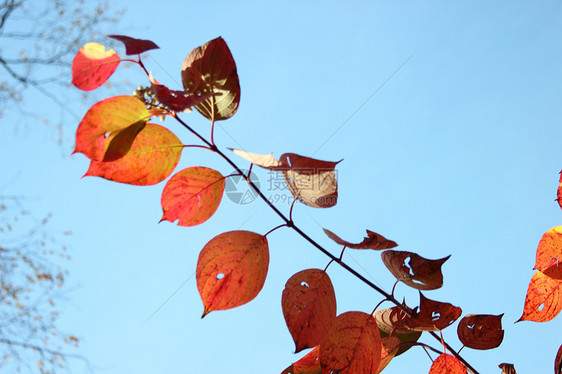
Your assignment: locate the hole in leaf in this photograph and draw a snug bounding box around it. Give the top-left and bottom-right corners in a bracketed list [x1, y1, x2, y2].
[301, 281, 309, 288]
[103, 132, 110, 138]
[431, 311, 441, 321]
[538, 303, 545, 311]
[216, 273, 224, 280]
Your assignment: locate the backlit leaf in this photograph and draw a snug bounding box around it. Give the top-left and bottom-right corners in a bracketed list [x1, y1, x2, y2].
[323, 228, 397, 250]
[108, 35, 159, 55]
[372, 306, 422, 356]
[518, 271, 562, 323]
[429, 353, 467, 374]
[72, 43, 120, 91]
[281, 346, 321, 374]
[376, 337, 401, 374]
[319, 311, 382, 374]
[282, 269, 337, 353]
[149, 73, 211, 113]
[381, 250, 449, 290]
[160, 167, 225, 227]
[197, 231, 269, 317]
[74, 96, 149, 162]
[404, 292, 462, 331]
[230, 149, 281, 169]
[534, 226, 562, 279]
[555, 343, 562, 374]
[457, 314, 504, 350]
[83, 123, 182, 185]
[181, 37, 240, 121]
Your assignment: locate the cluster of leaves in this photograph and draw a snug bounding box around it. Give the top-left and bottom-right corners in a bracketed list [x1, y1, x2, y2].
[71, 35, 559, 374]
[0, 198, 78, 374]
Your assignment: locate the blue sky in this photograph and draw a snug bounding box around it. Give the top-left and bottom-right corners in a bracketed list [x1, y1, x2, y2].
[2, 1, 562, 373]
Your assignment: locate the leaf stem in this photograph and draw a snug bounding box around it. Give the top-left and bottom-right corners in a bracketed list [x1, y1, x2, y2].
[263, 224, 287, 238]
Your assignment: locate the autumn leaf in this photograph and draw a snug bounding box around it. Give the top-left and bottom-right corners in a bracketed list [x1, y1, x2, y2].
[230, 149, 281, 169]
[181, 37, 240, 121]
[149, 73, 211, 113]
[376, 336, 401, 374]
[381, 250, 449, 290]
[372, 306, 422, 356]
[555, 344, 562, 374]
[429, 353, 467, 374]
[498, 363, 517, 374]
[160, 167, 225, 227]
[196, 231, 269, 317]
[281, 269, 337, 352]
[404, 292, 462, 331]
[457, 314, 504, 350]
[534, 226, 562, 279]
[281, 346, 321, 374]
[72, 43, 120, 91]
[323, 228, 397, 250]
[557, 170, 562, 211]
[518, 271, 562, 323]
[83, 123, 182, 185]
[108, 35, 159, 55]
[74, 96, 150, 162]
[319, 311, 382, 374]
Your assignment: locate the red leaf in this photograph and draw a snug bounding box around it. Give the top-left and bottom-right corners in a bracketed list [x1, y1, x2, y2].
[381, 250, 449, 290]
[555, 343, 562, 374]
[429, 353, 467, 374]
[108, 35, 159, 55]
[160, 167, 225, 227]
[534, 226, 562, 279]
[323, 228, 397, 250]
[557, 170, 562, 211]
[181, 37, 240, 121]
[72, 43, 120, 91]
[74, 96, 150, 162]
[376, 336, 401, 374]
[281, 346, 321, 374]
[518, 271, 562, 323]
[84, 123, 182, 185]
[196, 231, 269, 317]
[282, 269, 337, 352]
[498, 363, 517, 374]
[405, 293, 462, 331]
[372, 306, 422, 356]
[456, 314, 504, 350]
[319, 311, 382, 374]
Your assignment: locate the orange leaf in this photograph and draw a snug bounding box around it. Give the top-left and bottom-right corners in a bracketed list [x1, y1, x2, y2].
[456, 314, 504, 350]
[160, 167, 225, 227]
[518, 271, 562, 323]
[108, 35, 159, 55]
[381, 250, 449, 290]
[319, 311, 382, 374]
[555, 343, 562, 374]
[429, 353, 467, 374]
[181, 37, 240, 121]
[281, 346, 321, 374]
[74, 96, 150, 162]
[372, 306, 422, 356]
[196, 231, 269, 317]
[534, 226, 562, 279]
[84, 123, 182, 186]
[72, 43, 120, 91]
[282, 269, 337, 352]
[323, 228, 397, 250]
[405, 293, 462, 331]
[376, 336, 401, 374]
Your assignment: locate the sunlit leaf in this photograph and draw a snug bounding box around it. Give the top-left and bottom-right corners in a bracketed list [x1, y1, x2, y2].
[108, 35, 159, 55]
[376, 337, 401, 374]
[83, 123, 182, 185]
[281, 346, 321, 374]
[160, 167, 225, 227]
[404, 292, 462, 331]
[319, 311, 382, 374]
[74, 96, 150, 162]
[534, 226, 562, 279]
[72, 43, 120, 91]
[498, 363, 517, 374]
[429, 353, 467, 374]
[281, 269, 337, 353]
[197, 231, 269, 317]
[381, 250, 449, 290]
[372, 306, 422, 356]
[518, 271, 562, 323]
[457, 314, 504, 350]
[181, 37, 240, 121]
[230, 149, 281, 169]
[323, 228, 397, 250]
